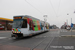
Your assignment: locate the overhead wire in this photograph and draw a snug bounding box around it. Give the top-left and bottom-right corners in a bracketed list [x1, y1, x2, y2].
[49, 0, 59, 17]
[57, 0, 61, 17]
[24, 0, 61, 17]
[24, 0, 43, 15]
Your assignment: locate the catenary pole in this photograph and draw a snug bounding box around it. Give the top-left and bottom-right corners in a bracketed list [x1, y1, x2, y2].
[71, 18, 72, 36]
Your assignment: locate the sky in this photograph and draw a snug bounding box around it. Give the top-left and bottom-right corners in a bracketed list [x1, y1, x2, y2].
[0, 0, 75, 28]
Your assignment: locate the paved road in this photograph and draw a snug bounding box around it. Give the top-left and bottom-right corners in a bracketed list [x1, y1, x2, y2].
[0, 29, 75, 50]
[48, 29, 75, 50]
[60, 29, 75, 36]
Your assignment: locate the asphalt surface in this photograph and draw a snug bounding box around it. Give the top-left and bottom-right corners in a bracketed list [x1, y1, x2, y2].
[0, 29, 75, 50]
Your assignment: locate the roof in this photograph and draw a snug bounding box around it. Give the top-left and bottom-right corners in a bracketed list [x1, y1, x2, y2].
[0, 17, 13, 21]
[14, 15, 40, 21]
[13, 15, 50, 24]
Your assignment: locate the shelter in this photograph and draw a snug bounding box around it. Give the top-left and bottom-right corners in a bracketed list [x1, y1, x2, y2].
[0, 17, 13, 30]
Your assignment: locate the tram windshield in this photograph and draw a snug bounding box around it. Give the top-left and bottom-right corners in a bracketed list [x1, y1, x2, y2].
[12, 19, 27, 28]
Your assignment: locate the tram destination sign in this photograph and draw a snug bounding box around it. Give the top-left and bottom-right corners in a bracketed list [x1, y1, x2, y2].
[14, 17, 22, 19]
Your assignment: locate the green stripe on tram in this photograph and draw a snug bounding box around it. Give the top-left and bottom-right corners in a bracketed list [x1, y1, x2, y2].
[14, 29, 16, 31]
[32, 19, 38, 31]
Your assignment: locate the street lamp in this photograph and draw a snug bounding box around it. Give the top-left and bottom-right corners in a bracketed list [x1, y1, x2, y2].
[43, 15, 47, 22]
[43, 15, 48, 31]
[67, 13, 69, 26]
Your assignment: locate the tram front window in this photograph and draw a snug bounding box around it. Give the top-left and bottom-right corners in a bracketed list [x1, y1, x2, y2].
[13, 19, 27, 28]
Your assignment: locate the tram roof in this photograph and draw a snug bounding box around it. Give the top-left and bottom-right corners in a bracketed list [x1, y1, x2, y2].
[0, 17, 13, 21]
[14, 15, 40, 21]
[13, 15, 50, 24]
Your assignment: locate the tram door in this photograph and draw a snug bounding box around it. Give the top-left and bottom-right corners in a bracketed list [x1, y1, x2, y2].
[29, 20, 33, 30]
[21, 19, 29, 34]
[29, 20, 34, 34]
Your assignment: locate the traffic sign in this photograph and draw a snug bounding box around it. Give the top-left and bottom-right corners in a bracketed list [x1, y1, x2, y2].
[71, 23, 73, 27]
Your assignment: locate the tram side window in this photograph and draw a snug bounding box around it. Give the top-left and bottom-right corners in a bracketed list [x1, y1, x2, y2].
[22, 19, 27, 28]
[45, 24, 47, 29]
[42, 23, 44, 27]
[33, 21, 36, 27]
[41, 23, 42, 27]
[29, 20, 33, 30]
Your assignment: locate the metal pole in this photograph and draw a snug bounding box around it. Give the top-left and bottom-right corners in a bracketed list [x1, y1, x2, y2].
[71, 18, 72, 36]
[43, 15, 47, 31]
[67, 19, 68, 26]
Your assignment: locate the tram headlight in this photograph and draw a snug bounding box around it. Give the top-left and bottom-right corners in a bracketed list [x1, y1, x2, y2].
[18, 32, 21, 33]
[15, 32, 16, 33]
[12, 31, 15, 33]
[12, 31, 21, 33]
[16, 32, 21, 33]
[17, 32, 18, 33]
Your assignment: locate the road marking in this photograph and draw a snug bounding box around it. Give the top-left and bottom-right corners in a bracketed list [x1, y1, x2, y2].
[50, 46, 74, 49]
[61, 35, 75, 37]
[0, 37, 7, 39]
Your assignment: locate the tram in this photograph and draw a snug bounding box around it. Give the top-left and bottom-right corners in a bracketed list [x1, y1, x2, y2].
[11, 15, 50, 39]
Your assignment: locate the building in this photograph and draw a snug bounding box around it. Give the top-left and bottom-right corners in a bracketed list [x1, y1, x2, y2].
[61, 22, 67, 29]
[50, 25, 58, 29]
[0, 17, 13, 30]
[61, 25, 67, 29]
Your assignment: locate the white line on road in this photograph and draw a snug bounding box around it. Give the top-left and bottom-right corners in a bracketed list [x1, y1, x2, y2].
[0, 37, 7, 39]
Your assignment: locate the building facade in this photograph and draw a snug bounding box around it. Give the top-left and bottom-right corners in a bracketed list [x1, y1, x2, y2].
[0, 17, 13, 30]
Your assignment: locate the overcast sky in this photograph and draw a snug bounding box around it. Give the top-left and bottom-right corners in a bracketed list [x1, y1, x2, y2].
[0, 0, 75, 28]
